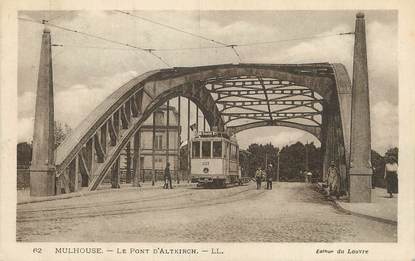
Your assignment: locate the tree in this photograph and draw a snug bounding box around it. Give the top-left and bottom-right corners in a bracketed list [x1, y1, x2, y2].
[17, 121, 72, 167]
[17, 142, 32, 167]
[239, 150, 251, 177]
[54, 121, 72, 149]
[243, 143, 279, 178]
[240, 141, 321, 182]
[371, 149, 385, 188]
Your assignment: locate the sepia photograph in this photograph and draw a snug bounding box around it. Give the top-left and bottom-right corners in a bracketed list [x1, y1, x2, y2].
[15, 9, 399, 242]
[1, 1, 414, 260]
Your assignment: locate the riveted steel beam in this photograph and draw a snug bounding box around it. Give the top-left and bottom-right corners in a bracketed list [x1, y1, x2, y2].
[93, 133, 105, 163]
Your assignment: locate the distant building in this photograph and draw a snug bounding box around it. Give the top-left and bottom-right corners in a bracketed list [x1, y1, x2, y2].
[119, 105, 180, 182]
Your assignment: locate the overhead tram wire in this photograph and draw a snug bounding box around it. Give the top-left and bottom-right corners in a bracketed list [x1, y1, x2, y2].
[153, 32, 354, 52]
[18, 16, 353, 63]
[228, 45, 242, 62]
[114, 10, 242, 62]
[17, 17, 171, 67]
[114, 10, 228, 46]
[18, 17, 42, 24]
[235, 32, 354, 47]
[48, 31, 353, 53]
[45, 11, 75, 22]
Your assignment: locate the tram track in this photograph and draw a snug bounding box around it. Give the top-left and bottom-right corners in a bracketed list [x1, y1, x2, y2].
[17, 187, 264, 223]
[17, 189, 194, 214]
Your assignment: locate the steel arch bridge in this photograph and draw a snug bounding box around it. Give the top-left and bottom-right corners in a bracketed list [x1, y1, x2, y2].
[30, 13, 372, 202]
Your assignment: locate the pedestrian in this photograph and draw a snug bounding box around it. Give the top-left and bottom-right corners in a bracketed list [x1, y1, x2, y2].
[164, 162, 173, 189]
[266, 164, 273, 190]
[305, 170, 312, 183]
[255, 167, 263, 190]
[303, 170, 308, 183]
[384, 155, 398, 198]
[327, 161, 339, 199]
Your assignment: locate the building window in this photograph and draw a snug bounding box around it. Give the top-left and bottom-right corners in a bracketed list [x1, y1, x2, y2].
[154, 135, 163, 150]
[154, 111, 164, 125]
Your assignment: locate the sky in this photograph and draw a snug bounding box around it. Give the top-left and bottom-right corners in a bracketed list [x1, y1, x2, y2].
[17, 10, 398, 154]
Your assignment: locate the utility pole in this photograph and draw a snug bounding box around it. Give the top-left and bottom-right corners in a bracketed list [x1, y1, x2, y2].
[305, 141, 309, 171]
[276, 151, 280, 182]
[187, 98, 191, 183]
[177, 96, 181, 184]
[152, 111, 156, 186]
[265, 152, 268, 168]
[166, 100, 170, 171]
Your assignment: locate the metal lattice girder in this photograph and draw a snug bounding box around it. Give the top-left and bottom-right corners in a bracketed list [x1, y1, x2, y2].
[217, 99, 322, 106]
[207, 73, 324, 129]
[222, 111, 319, 118]
[52, 63, 351, 193]
[227, 120, 322, 140]
[212, 88, 314, 97]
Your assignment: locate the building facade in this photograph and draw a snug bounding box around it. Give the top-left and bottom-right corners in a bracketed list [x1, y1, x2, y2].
[119, 105, 180, 183]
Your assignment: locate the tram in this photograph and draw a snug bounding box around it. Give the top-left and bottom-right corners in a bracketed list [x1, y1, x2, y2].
[190, 130, 241, 188]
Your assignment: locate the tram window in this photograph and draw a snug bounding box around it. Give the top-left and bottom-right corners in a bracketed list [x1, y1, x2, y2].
[202, 141, 211, 158]
[192, 141, 200, 158]
[230, 145, 237, 160]
[213, 141, 222, 158]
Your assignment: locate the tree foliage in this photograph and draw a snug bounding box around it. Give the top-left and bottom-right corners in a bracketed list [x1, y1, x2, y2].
[16, 121, 72, 166]
[54, 121, 72, 149]
[279, 142, 321, 181]
[17, 142, 32, 167]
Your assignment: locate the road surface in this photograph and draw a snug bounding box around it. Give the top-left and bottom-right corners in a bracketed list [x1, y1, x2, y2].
[16, 182, 397, 242]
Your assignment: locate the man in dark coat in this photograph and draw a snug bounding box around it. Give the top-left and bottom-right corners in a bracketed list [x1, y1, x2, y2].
[164, 162, 173, 189]
[255, 168, 263, 190]
[266, 164, 273, 190]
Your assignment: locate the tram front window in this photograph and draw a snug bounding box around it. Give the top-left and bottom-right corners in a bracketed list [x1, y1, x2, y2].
[192, 141, 200, 158]
[213, 141, 222, 158]
[202, 141, 211, 158]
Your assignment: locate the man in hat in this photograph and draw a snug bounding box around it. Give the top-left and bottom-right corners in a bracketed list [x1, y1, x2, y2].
[164, 162, 173, 189]
[266, 164, 273, 190]
[255, 167, 263, 190]
[327, 161, 339, 198]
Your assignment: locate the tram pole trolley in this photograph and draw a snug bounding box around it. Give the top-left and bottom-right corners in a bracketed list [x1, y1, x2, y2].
[190, 130, 241, 188]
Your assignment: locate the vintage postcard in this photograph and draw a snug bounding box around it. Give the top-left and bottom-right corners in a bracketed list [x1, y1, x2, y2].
[1, 0, 414, 260]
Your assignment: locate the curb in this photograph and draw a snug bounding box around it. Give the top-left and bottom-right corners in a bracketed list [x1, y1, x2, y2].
[314, 184, 397, 226]
[17, 183, 193, 205]
[330, 198, 397, 225]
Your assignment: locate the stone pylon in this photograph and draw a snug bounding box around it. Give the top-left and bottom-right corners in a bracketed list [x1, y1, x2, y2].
[30, 27, 56, 196]
[349, 13, 372, 202]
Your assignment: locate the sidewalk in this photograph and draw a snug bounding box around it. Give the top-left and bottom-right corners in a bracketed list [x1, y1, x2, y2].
[17, 181, 193, 205]
[316, 183, 397, 224]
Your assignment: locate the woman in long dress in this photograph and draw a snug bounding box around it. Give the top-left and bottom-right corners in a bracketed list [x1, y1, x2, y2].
[384, 155, 398, 198]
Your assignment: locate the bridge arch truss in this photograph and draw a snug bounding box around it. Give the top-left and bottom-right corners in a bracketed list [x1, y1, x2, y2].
[49, 63, 351, 194]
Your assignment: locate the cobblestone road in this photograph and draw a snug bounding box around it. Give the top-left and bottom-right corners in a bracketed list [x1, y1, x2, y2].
[16, 182, 397, 242]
